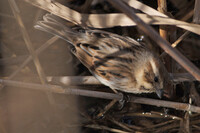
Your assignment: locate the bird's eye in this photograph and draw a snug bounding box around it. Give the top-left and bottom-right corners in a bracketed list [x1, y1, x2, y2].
[154, 77, 159, 82]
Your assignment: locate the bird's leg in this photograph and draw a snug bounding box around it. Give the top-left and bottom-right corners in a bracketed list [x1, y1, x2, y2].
[117, 92, 128, 110]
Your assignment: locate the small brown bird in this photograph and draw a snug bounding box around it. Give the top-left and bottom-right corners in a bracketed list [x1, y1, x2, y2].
[35, 14, 171, 98]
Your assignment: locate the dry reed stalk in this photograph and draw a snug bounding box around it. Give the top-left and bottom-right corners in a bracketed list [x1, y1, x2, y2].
[1, 79, 200, 113]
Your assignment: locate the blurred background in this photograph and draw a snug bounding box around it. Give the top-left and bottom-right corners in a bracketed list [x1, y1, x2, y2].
[0, 0, 81, 132]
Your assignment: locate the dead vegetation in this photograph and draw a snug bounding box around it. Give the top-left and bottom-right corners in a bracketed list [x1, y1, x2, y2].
[1, 0, 200, 132]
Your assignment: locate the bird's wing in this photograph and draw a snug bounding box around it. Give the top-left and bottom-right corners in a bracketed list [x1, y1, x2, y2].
[35, 14, 146, 91]
[72, 31, 145, 90]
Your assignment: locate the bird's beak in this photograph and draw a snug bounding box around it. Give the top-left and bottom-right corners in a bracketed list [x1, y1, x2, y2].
[155, 88, 163, 99]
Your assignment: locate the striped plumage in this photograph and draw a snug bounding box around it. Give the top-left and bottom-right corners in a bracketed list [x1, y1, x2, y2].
[35, 14, 170, 98]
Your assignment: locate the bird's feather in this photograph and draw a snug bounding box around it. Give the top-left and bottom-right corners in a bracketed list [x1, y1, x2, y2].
[35, 14, 171, 96]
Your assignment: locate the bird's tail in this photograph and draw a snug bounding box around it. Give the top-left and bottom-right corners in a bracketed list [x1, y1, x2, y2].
[34, 14, 80, 45]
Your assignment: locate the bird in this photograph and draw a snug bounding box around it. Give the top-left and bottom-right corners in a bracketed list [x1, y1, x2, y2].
[35, 14, 171, 98]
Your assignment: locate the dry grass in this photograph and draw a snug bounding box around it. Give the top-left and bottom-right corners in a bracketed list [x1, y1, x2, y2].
[0, 0, 200, 132]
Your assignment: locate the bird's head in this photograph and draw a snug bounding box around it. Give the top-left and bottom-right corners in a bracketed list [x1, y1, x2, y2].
[134, 53, 165, 98]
